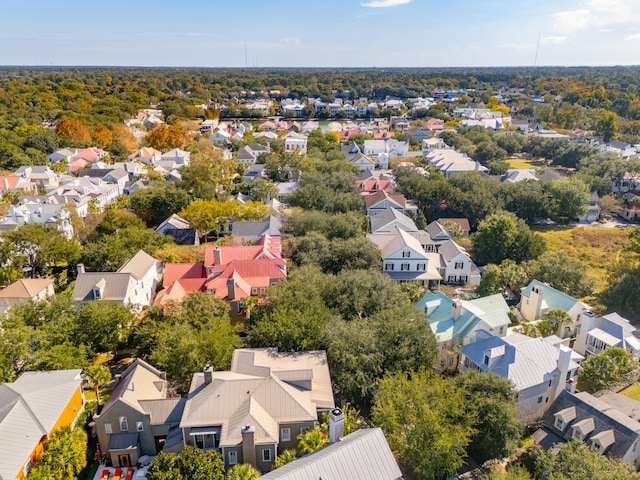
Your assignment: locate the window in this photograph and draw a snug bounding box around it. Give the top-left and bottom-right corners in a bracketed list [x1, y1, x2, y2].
[537, 396, 543, 404]
[401, 263, 410, 271]
[417, 263, 426, 271]
[454, 262, 464, 269]
[300, 426, 310, 435]
[573, 428, 583, 441]
[483, 355, 489, 366]
[195, 435, 204, 448]
[228, 451, 238, 465]
[384, 263, 394, 271]
[281, 427, 291, 442]
[262, 449, 271, 462]
[251, 287, 258, 295]
[402, 251, 410, 258]
[105, 423, 112, 434]
[119, 416, 128, 432]
[554, 417, 564, 431]
[260, 288, 266, 294]
[592, 441, 602, 453]
[136, 421, 144, 432]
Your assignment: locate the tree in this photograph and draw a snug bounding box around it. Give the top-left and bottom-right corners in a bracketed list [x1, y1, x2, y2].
[296, 428, 329, 455]
[523, 251, 593, 298]
[595, 111, 619, 143]
[540, 309, 573, 336]
[91, 124, 113, 148]
[84, 365, 112, 404]
[226, 464, 261, 480]
[577, 347, 636, 393]
[111, 124, 139, 155]
[285, 211, 364, 240]
[179, 198, 266, 241]
[274, 449, 298, 468]
[454, 371, 522, 463]
[77, 301, 136, 354]
[372, 369, 476, 480]
[535, 440, 640, 480]
[545, 179, 589, 223]
[130, 182, 191, 226]
[481, 466, 532, 480]
[145, 124, 191, 150]
[147, 446, 225, 480]
[30, 425, 87, 480]
[249, 178, 279, 203]
[55, 117, 91, 144]
[472, 211, 546, 265]
[476, 260, 527, 298]
[0, 224, 82, 277]
[181, 147, 238, 199]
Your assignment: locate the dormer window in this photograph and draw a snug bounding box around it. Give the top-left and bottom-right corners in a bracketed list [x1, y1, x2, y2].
[483, 355, 489, 366]
[555, 417, 564, 430]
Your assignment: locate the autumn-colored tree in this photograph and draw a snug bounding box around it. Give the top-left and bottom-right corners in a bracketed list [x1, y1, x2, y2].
[55, 118, 91, 144]
[91, 124, 113, 148]
[179, 199, 266, 241]
[145, 124, 191, 150]
[111, 124, 139, 154]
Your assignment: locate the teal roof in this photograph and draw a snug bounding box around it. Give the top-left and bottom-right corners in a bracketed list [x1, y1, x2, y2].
[520, 279, 580, 312]
[414, 291, 510, 343]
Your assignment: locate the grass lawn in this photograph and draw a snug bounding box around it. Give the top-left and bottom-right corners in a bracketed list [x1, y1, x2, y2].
[538, 227, 628, 296]
[506, 158, 536, 169]
[620, 383, 640, 401]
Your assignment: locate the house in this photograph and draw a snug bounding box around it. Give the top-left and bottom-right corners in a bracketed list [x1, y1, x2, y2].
[242, 164, 268, 184]
[14, 166, 59, 188]
[438, 239, 481, 286]
[532, 390, 640, 468]
[409, 128, 429, 143]
[365, 190, 417, 216]
[231, 215, 283, 242]
[574, 312, 640, 359]
[437, 218, 471, 236]
[0, 369, 84, 480]
[179, 348, 334, 472]
[209, 129, 231, 143]
[367, 228, 442, 288]
[519, 280, 592, 337]
[260, 427, 402, 480]
[273, 181, 299, 203]
[153, 263, 207, 307]
[200, 119, 219, 134]
[386, 139, 409, 157]
[128, 147, 162, 165]
[0, 278, 55, 313]
[282, 132, 308, 154]
[356, 176, 393, 195]
[425, 118, 445, 134]
[369, 207, 418, 236]
[155, 214, 199, 246]
[0, 175, 37, 196]
[422, 137, 449, 152]
[415, 291, 511, 349]
[237, 144, 270, 165]
[72, 250, 162, 311]
[500, 169, 539, 183]
[425, 149, 488, 177]
[350, 153, 377, 172]
[160, 148, 191, 167]
[459, 330, 583, 423]
[0, 203, 75, 238]
[94, 359, 186, 468]
[364, 140, 386, 157]
[77, 168, 129, 195]
[579, 191, 601, 223]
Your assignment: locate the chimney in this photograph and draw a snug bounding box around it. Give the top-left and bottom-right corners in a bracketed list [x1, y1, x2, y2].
[203, 364, 213, 384]
[213, 247, 222, 265]
[575, 310, 596, 356]
[451, 298, 463, 320]
[3, 178, 8, 190]
[329, 408, 344, 444]
[227, 278, 236, 300]
[241, 425, 256, 467]
[556, 345, 574, 399]
[77, 263, 85, 275]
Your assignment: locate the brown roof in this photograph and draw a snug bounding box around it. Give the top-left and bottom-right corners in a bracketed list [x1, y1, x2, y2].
[437, 218, 471, 232]
[364, 190, 408, 209]
[0, 278, 53, 299]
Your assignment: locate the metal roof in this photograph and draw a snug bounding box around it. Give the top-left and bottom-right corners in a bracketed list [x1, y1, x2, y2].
[108, 432, 139, 450]
[520, 280, 582, 313]
[259, 428, 403, 480]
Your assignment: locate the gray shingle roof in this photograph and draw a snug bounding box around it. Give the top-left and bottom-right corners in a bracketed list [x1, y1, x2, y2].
[259, 428, 403, 480]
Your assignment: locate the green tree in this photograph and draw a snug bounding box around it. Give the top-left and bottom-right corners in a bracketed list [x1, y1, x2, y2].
[595, 111, 619, 143]
[274, 449, 298, 468]
[226, 463, 261, 480]
[30, 425, 87, 480]
[130, 182, 191, 227]
[476, 259, 527, 298]
[454, 371, 522, 463]
[296, 428, 329, 455]
[84, 365, 112, 404]
[577, 347, 636, 393]
[77, 301, 136, 354]
[147, 446, 225, 480]
[523, 251, 593, 298]
[535, 440, 640, 480]
[540, 309, 573, 336]
[372, 370, 476, 479]
[249, 179, 279, 203]
[480, 466, 532, 480]
[472, 211, 546, 265]
[545, 179, 589, 223]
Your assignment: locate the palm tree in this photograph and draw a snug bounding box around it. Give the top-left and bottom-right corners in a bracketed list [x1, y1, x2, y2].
[37, 425, 88, 480]
[226, 463, 261, 480]
[296, 428, 328, 456]
[275, 449, 298, 468]
[85, 365, 111, 404]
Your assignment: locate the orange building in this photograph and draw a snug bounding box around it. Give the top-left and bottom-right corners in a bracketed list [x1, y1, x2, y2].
[0, 369, 85, 480]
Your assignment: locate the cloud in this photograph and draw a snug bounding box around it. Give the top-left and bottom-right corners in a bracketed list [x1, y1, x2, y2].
[279, 37, 301, 45]
[542, 36, 568, 44]
[361, 0, 411, 7]
[626, 33, 640, 40]
[552, 9, 590, 33]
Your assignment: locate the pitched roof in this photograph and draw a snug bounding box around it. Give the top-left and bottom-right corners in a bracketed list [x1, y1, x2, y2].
[367, 229, 428, 259]
[204, 233, 281, 266]
[0, 370, 82, 480]
[520, 279, 584, 313]
[117, 250, 159, 280]
[72, 272, 134, 302]
[0, 278, 53, 299]
[259, 428, 402, 480]
[364, 190, 411, 210]
[437, 217, 471, 232]
[369, 207, 418, 234]
[163, 263, 206, 286]
[206, 259, 287, 300]
[232, 215, 283, 241]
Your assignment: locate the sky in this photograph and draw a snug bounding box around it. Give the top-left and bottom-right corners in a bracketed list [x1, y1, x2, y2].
[1, 0, 640, 67]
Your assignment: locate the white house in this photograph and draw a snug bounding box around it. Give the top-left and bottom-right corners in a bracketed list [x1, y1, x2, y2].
[574, 312, 640, 359]
[459, 330, 583, 423]
[364, 140, 386, 157]
[438, 240, 481, 286]
[350, 153, 377, 172]
[72, 250, 162, 312]
[0, 203, 74, 238]
[367, 228, 441, 288]
[364, 191, 418, 217]
[160, 148, 191, 167]
[425, 149, 488, 177]
[282, 132, 307, 154]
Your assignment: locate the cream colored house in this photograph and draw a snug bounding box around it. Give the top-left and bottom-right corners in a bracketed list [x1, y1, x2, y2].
[0, 278, 55, 313]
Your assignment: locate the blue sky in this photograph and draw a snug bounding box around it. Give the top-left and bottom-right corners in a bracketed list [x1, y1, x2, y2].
[1, 0, 640, 67]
